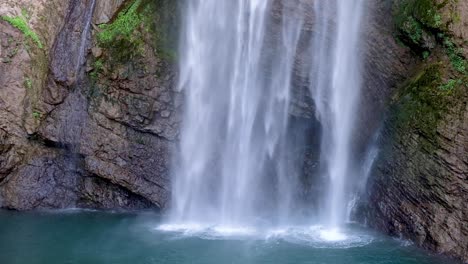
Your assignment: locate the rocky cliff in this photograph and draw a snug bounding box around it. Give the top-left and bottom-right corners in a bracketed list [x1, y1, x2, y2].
[0, 0, 408, 212]
[359, 0, 468, 262]
[0, 0, 179, 210]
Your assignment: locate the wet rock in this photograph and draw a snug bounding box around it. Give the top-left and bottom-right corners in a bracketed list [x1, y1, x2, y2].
[49, 0, 96, 87]
[356, 1, 468, 262]
[1, 154, 80, 210]
[0, 0, 177, 211]
[360, 84, 468, 262]
[93, 0, 126, 24]
[79, 176, 154, 209]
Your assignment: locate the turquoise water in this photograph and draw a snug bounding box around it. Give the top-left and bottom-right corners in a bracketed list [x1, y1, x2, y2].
[0, 210, 453, 264]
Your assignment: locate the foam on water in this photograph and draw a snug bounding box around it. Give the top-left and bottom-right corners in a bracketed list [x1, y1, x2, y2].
[318, 228, 347, 242]
[156, 223, 373, 248]
[157, 223, 258, 238]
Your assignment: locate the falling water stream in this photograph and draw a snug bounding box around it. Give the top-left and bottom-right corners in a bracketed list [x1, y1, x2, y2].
[169, 0, 366, 238]
[170, 0, 303, 227]
[310, 0, 365, 234]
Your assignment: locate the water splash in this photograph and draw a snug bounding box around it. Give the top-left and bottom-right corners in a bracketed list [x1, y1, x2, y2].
[157, 223, 374, 248]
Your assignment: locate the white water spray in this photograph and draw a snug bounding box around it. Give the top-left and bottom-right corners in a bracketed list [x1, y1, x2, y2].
[169, 0, 366, 234]
[170, 0, 303, 226]
[310, 0, 365, 229]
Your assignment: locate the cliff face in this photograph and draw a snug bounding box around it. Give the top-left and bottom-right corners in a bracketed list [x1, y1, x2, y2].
[360, 0, 468, 262]
[0, 0, 179, 210]
[0, 0, 409, 212]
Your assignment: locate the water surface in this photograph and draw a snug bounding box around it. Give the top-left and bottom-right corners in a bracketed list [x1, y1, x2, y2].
[0, 210, 453, 264]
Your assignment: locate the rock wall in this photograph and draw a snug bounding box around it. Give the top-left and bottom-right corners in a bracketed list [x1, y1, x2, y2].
[0, 0, 179, 210]
[359, 0, 468, 262]
[1, 0, 409, 212]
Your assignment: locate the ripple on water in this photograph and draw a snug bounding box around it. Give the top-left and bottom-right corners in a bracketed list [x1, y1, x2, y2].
[155, 223, 374, 248]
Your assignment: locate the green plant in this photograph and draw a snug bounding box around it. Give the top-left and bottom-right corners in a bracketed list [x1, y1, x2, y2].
[1, 15, 43, 49]
[24, 77, 32, 90]
[97, 0, 143, 44]
[443, 37, 467, 73]
[393, 0, 454, 52]
[96, 0, 179, 65]
[393, 63, 454, 142]
[422, 51, 430, 59]
[94, 59, 104, 71]
[439, 79, 462, 91]
[96, 0, 145, 62]
[32, 111, 41, 119]
[90, 58, 104, 79]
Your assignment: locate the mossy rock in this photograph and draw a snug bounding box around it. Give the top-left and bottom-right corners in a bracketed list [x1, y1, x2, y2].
[393, 0, 459, 55]
[96, 0, 178, 65]
[1, 15, 43, 49]
[390, 62, 461, 148]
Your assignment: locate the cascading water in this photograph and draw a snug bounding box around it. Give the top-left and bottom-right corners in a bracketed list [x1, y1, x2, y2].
[169, 0, 366, 235]
[60, 0, 96, 162]
[170, 0, 303, 227]
[309, 0, 365, 231]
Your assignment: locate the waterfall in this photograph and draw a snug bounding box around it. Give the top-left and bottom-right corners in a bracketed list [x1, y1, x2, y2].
[170, 0, 303, 226]
[310, 0, 365, 229]
[169, 0, 366, 232]
[76, 0, 97, 75]
[60, 0, 96, 155]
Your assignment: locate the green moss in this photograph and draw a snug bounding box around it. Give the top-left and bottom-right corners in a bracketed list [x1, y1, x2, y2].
[23, 77, 32, 90]
[97, 0, 146, 63]
[439, 79, 462, 91]
[394, 0, 467, 71]
[442, 37, 467, 73]
[393, 0, 461, 53]
[422, 51, 430, 60]
[94, 59, 104, 72]
[395, 0, 441, 44]
[392, 63, 453, 143]
[97, 0, 143, 43]
[96, 0, 178, 65]
[32, 111, 41, 120]
[1, 15, 43, 49]
[89, 0, 179, 103]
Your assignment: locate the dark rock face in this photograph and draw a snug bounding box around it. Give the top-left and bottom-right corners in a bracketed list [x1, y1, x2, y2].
[0, 0, 177, 210]
[0, 0, 416, 211]
[361, 77, 468, 262]
[357, 1, 468, 262]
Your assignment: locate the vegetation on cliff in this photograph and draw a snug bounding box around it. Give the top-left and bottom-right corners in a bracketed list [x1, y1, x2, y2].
[392, 0, 467, 147]
[1, 14, 43, 49]
[95, 0, 178, 64]
[394, 0, 466, 73]
[89, 0, 179, 106]
[96, 0, 146, 63]
[391, 63, 457, 144]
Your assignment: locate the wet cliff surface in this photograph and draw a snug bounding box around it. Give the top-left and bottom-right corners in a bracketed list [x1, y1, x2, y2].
[1, 0, 409, 212]
[358, 0, 468, 262]
[0, 0, 179, 210]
